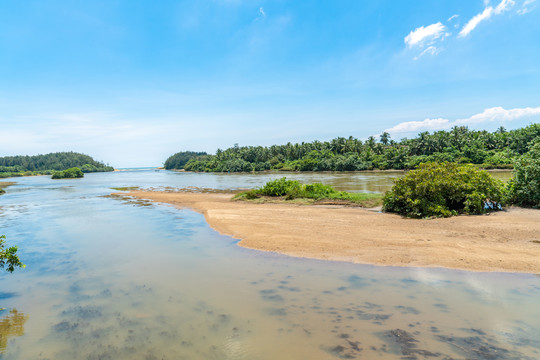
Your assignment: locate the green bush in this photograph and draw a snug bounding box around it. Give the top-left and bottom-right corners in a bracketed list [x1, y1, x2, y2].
[237, 177, 382, 206]
[383, 162, 506, 218]
[258, 177, 302, 196]
[507, 142, 540, 208]
[51, 167, 84, 179]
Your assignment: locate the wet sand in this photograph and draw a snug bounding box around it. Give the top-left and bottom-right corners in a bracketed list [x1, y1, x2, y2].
[126, 190, 540, 274]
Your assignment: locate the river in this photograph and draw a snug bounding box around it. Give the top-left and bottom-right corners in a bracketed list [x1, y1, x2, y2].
[0, 169, 538, 359]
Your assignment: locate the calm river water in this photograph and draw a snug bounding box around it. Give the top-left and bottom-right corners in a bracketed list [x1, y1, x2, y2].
[0, 169, 538, 359]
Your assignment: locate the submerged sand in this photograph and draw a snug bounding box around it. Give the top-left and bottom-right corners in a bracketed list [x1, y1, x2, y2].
[126, 190, 540, 274]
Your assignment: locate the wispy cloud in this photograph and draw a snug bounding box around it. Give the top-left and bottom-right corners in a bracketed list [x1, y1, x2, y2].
[404, 22, 448, 59]
[383, 106, 540, 136]
[459, 0, 515, 37]
[404, 22, 447, 48]
[518, 0, 537, 14]
[259, 7, 266, 17]
[414, 46, 440, 60]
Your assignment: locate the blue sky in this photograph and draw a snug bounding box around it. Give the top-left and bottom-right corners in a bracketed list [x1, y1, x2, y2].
[1, 0, 539, 167]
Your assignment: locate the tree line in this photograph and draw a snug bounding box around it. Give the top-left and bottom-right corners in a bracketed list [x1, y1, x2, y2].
[165, 124, 540, 172]
[0, 152, 113, 178]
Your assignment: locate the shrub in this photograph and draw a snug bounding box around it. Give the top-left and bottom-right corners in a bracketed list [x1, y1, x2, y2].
[507, 142, 540, 208]
[258, 177, 302, 196]
[236, 177, 383, 206]
[51, 167, 84, 179]
[383, 162, 506, 218]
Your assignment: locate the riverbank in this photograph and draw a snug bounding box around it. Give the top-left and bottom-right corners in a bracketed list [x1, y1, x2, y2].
[125, 190, 540, 274]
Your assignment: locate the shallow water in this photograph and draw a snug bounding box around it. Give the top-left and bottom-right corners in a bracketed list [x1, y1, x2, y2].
[1, 170, 538, 359]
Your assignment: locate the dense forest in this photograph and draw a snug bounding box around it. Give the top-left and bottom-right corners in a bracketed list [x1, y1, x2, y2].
[0, 152, 113, 178]
[165, 124, 540, 172]
[164, 151, 207, 170]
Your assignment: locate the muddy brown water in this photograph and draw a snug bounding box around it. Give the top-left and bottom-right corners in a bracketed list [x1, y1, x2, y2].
[1, 169, 538, 359]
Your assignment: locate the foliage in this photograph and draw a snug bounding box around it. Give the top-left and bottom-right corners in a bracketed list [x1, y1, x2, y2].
[51, 167, 84, 179]
[382, 162, 506, 218]
[507, 141, 540, 208]
[237, 177, 382, 206]
[0, 152, 113, 177]
[164, 151, 208, 170]
[171, 124, 540, 172]
[0, 235, 25, 273]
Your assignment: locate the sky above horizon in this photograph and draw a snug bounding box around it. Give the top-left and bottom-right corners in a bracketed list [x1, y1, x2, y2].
[1, 0, 539, 167]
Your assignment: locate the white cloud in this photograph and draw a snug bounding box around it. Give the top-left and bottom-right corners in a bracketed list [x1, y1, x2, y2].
[447, 14, 459, 21]
[455, 106, 540, 125]
[459, 0, 515, 37]
[404, 22, 447, 48]
[384, 118, 451, 134]
[459, 7, 494, 37]
[259, 7, 266, 17]
[383, 106, 540, 136]
[495, 0, 516, 13]
[518, 0, 537, 14]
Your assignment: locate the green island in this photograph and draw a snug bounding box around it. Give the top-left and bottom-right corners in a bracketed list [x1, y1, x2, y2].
[0, 152, 114, 179]
[164, 124, 540, 172]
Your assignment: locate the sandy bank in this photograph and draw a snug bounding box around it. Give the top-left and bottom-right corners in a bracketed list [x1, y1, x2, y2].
[126, 190, 540, 274]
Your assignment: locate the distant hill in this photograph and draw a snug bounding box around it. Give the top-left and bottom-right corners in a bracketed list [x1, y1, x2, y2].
[0, 152, 114, 177]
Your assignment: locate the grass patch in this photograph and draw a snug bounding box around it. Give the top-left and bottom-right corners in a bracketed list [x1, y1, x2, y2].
[0, 182, 15, 195]
[233, 177, 383, 207]
[110, 186, 139, 191]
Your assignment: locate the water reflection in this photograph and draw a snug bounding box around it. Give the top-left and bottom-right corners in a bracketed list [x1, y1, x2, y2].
[0, 309, 28, 353]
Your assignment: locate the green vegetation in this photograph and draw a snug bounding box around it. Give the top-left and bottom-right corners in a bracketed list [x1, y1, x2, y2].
[0, 235, 24, 273]
[165, 124, 540, 172]
[382, 162, 506, 218]
[164, 151, 207, 170]
[0, 152, 113, 178]
[110, 186, 139, 191]
[234, 177, 383, 207]
[507, 141, 540, 208]
[51, 167, 84, 179]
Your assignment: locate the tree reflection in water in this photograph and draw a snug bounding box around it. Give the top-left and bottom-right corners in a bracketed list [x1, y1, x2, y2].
[0, 309, 28, 353]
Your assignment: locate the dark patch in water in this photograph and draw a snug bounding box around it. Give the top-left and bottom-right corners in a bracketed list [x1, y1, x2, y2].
[395, 305, 421, 315]
[266, 308, 287, 316]
[0, 292, 17, 300]
[356, 310, 391, 322]
[384, 329, 439, 358]
[436, 334, 531, 359]
[277, 285, 301, 292]
[53, 320, 80, 333]
[61, 305, 102, 320]
[401, 278, 419, 284]
[346, 275, 369, 289]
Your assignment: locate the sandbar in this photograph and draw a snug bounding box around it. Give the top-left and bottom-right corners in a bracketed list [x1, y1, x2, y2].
[126, 190, 540, 274]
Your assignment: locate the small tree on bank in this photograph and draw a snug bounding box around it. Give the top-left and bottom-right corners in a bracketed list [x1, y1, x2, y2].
[0, 235, 24, 273]
[507, 142, 540, 208]
[383, 162, 506, 218]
